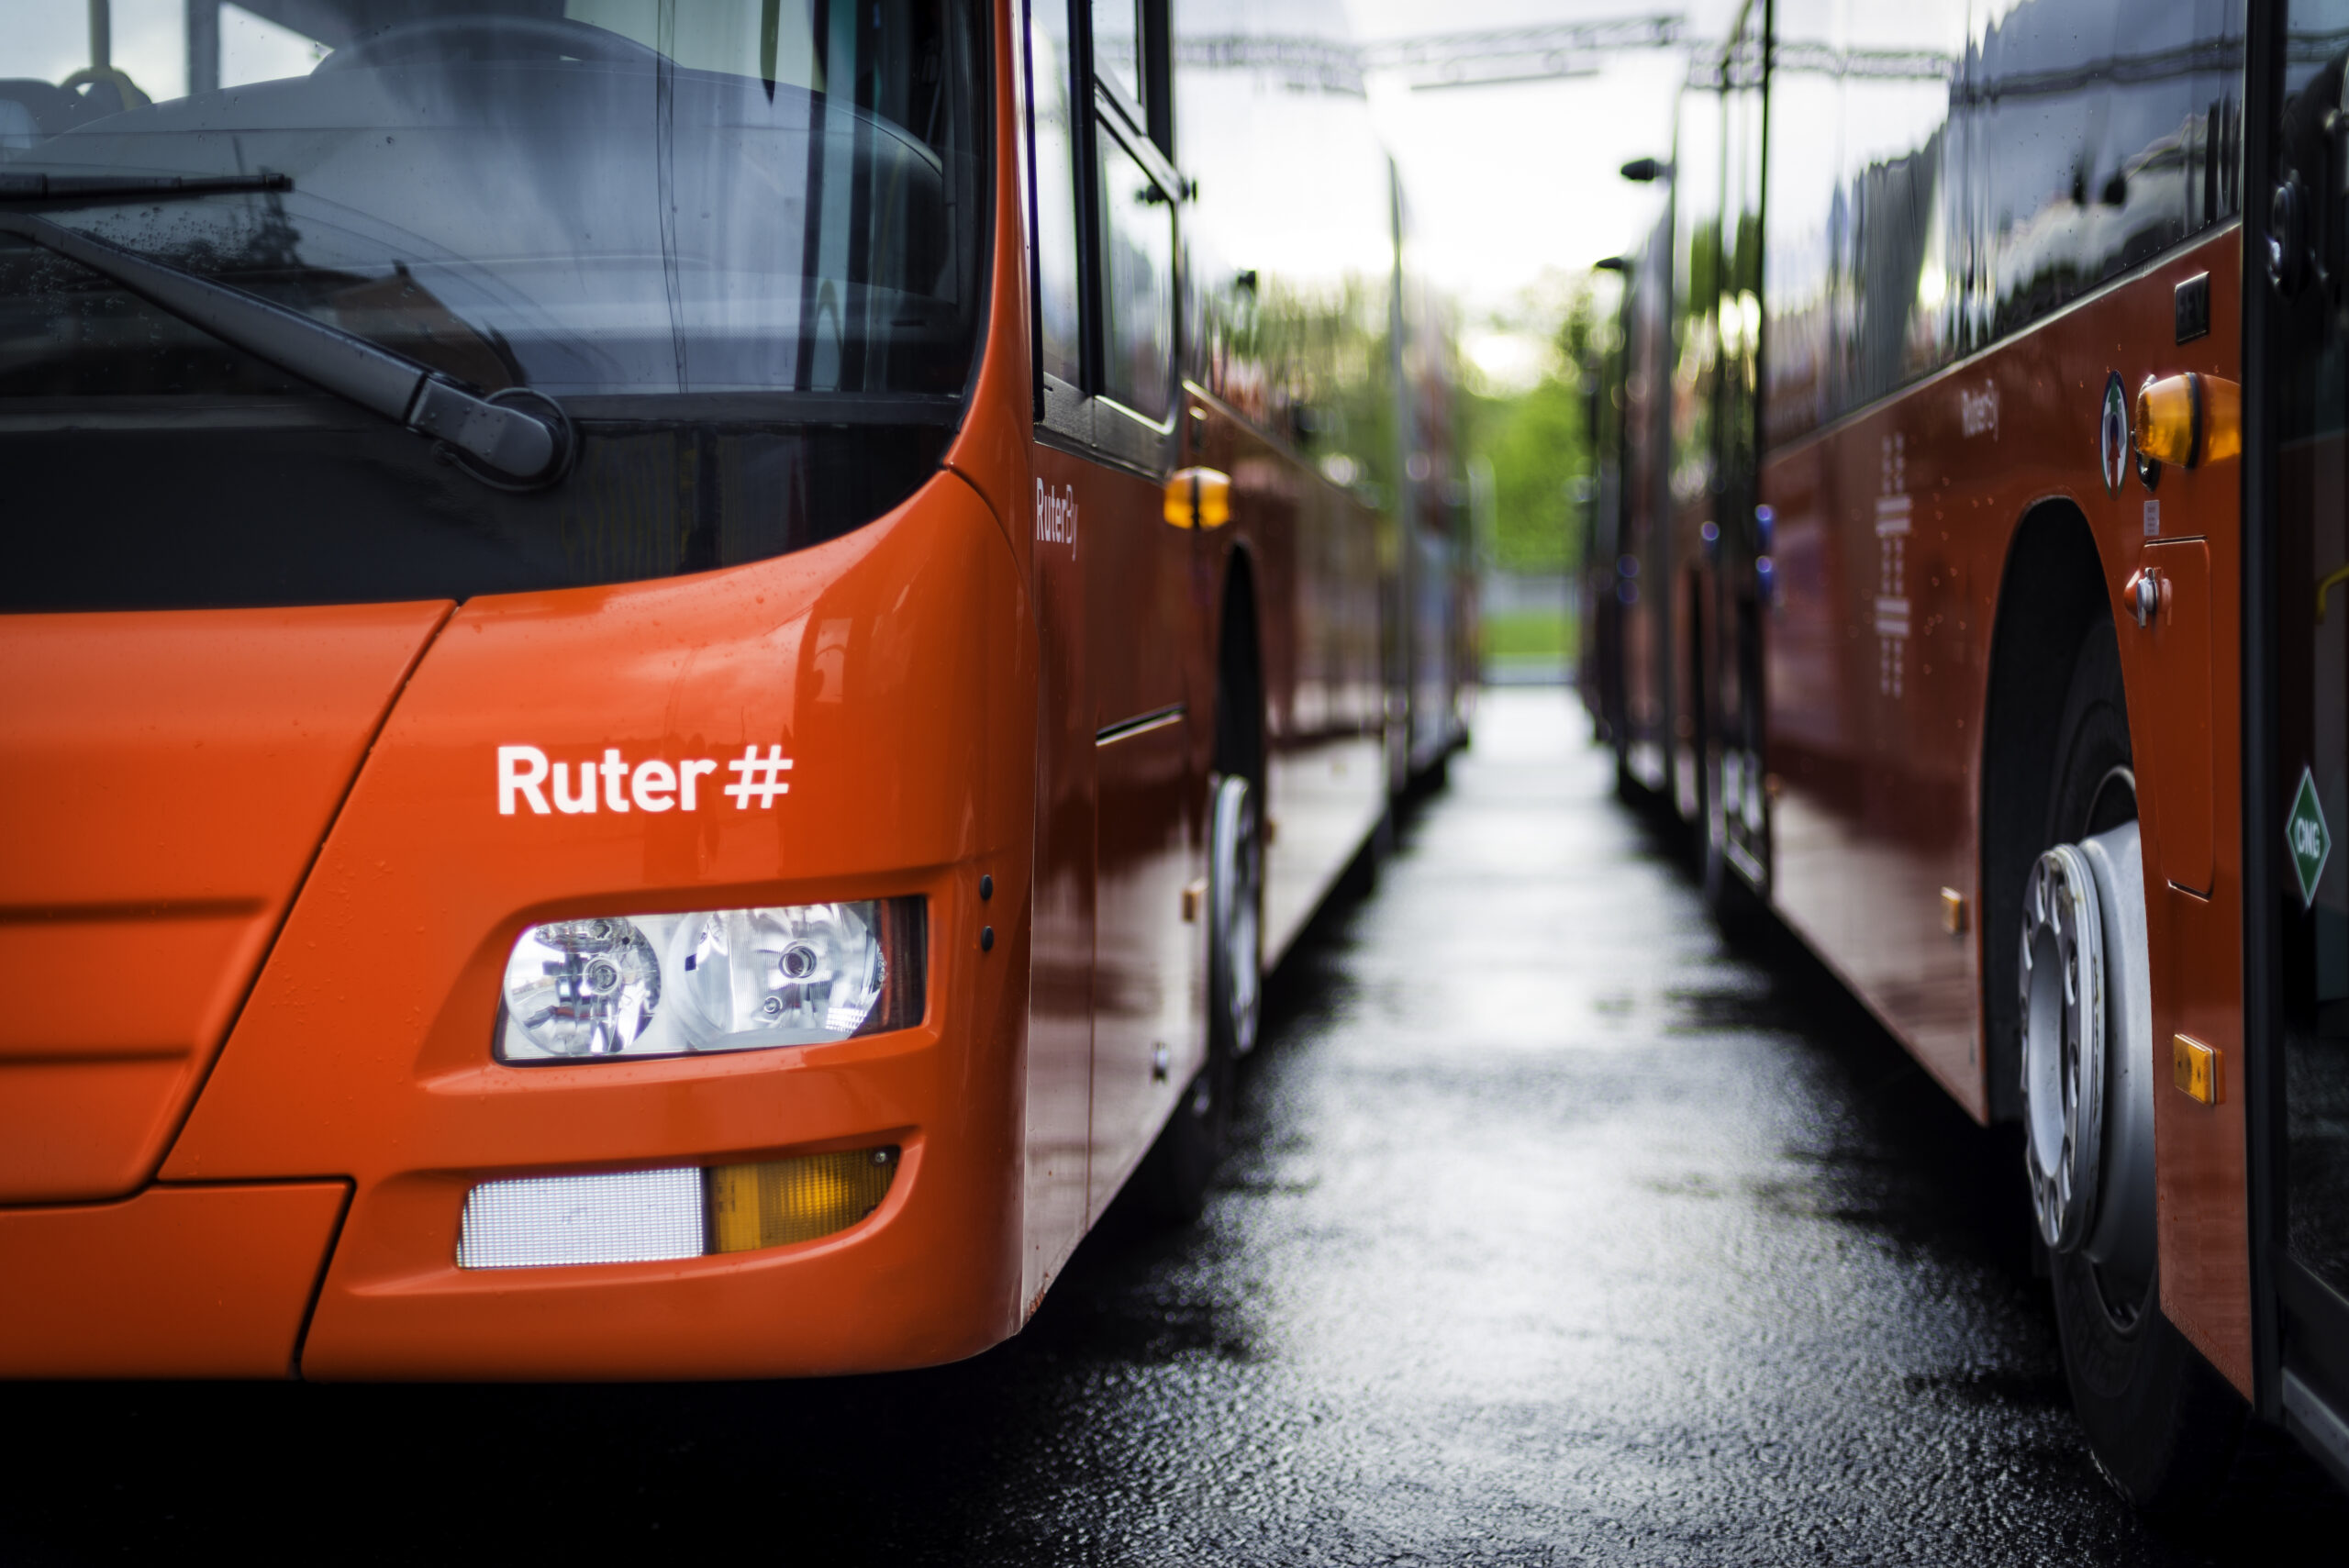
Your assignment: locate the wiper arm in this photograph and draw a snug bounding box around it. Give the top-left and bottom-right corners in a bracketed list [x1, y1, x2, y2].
[0, 172, 292, 205]
[0, 195, 571, 487]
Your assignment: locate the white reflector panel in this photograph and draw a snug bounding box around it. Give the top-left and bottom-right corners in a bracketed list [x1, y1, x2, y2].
[457, 1167, 707, 1269]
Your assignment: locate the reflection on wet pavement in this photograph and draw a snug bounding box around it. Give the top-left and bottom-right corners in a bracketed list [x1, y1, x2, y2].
[2, 690, 2341, 1564]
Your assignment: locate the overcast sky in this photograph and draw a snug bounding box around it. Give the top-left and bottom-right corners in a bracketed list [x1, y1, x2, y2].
[1345, 0, 1697, 387]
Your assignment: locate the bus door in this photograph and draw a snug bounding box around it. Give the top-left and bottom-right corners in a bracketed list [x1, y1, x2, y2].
[1030, 0, 1201, 1213]
[2266, 0, 2349, 1477]
[1081, 111, 1198, 1203]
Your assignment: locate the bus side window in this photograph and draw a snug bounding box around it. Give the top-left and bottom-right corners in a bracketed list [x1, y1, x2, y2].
[1097, 134, 1174, 423]
[1030, 0, 1083, 388]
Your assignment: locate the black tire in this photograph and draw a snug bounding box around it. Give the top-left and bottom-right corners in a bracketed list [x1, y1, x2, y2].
[2035, 622, 2245, 1507]
[1701, 823, 1765, 935]
[1700, 747, 1766, 935]
[1419, 748, 1452, 795]
[1339, 802, 1392, 902]
[1696, 706, 1771, 934]
[2051, 1249, 2246, 1510]
[1136, 774, 1257, 1223]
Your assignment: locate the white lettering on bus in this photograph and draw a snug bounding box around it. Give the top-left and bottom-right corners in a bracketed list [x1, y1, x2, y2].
[497, 745, 786, 816]
[1035, 479, 1077, 555]
[1958, 382, 1998, 439]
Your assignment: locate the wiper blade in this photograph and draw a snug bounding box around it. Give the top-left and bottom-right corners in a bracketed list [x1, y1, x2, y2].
[0, 172, 292, 205]
[0, 204, 570, 487]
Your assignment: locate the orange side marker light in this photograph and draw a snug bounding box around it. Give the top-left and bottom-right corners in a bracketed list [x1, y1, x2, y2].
[2134, 373, 2241, 469]
[1163, 467, 1232, 529]
[1939, 886, 1968, 935]
[2172, 1033, 2222, 1106]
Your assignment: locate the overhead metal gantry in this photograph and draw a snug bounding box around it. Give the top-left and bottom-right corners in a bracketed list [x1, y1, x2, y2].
[1174, 14, 1960, 95]
[1174, 14, 1687, 96]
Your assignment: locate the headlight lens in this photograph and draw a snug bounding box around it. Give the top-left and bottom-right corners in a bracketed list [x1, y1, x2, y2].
[498, 898, 924, 1063]
[501, 917, 664, 1058]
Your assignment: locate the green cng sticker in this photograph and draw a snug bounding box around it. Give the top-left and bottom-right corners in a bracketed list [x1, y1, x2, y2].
[2290, 766, 2332, 909]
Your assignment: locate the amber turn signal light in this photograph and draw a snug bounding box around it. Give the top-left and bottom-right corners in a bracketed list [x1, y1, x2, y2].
[707, 1146, 899, 1253]
[2172, 1034, 2222, 1106]
[2133, 373, 2240, 469]
[1163, 466, 1232, 529]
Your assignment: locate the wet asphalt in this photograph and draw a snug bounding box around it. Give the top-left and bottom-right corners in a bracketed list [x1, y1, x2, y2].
[5, 686, 2347, 1565]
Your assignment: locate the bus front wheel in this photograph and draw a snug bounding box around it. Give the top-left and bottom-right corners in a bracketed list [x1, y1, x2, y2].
[1136, 773, 1257, 1223]
[2021, 624, 2243, 1508]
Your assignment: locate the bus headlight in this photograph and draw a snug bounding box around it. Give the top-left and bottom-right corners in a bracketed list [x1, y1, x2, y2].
[498, 898, 924, 1063]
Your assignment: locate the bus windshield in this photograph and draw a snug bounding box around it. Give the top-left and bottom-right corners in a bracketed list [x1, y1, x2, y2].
[2, 0, 989, 612]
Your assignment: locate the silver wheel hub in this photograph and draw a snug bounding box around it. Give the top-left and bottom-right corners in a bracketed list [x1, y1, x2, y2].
[2019, 817, 2154, 1298]
[2022, 842, 2104, 1251]
[1211, 774, 1263, 1058]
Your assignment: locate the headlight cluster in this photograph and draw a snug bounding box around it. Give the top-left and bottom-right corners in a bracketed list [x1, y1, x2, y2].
[498, 899, 924, 1063]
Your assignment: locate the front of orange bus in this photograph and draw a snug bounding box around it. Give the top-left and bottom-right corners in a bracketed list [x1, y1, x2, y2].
[0, 0, 1043, 1379]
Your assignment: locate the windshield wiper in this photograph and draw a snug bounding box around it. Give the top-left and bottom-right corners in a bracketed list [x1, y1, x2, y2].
[0, 184, 571, 487]
[0, 172, 293, 204]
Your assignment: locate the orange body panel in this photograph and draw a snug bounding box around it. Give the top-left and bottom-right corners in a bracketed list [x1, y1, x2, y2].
[159, 475, 1036, 1379]
[0, 605, 447, 1201]
[0, 1182, 347, 1377]
[1761, 229, 2251, 1390]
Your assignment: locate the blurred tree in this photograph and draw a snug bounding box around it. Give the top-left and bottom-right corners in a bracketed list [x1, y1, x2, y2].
[1465, 272, 1597, 576]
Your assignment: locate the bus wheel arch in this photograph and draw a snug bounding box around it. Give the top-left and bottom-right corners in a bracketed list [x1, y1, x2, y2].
[1983, 500, 2244, 1506]
[1981, 500, 2110, 1124]
[1215, 547, 1266, 794]
[1209, 546, 1266, 1063]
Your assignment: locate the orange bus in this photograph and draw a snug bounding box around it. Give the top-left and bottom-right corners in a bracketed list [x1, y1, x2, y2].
[0, 0, 1468, 1379]
[1583, 0, 2349, 1507]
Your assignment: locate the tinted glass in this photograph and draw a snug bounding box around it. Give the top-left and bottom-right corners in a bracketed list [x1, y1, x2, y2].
[1172, 0, 1394, 495]
[1030, 0, 1081, 385]
[1627, 206, 1673, 567]
[1091, 0, 1141, 108]
[1956, 0, 2245, 350]
[1720, 39, 1763, 505]
[2, 0, 988, 611]
[1756, 0, 2243, 450]
[1759, 0, 1962, 444]
[1671, 82, 1720, 504]
[1097, 129, 1171, 420]
[1841, 1, 1963, 408]
[1761, 0, 1840, 446]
